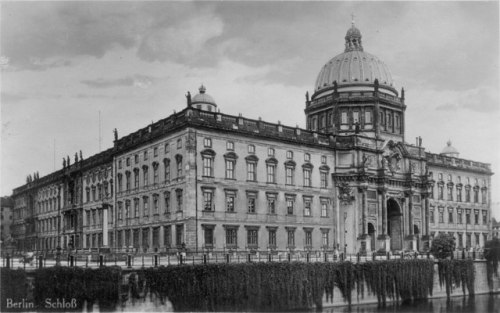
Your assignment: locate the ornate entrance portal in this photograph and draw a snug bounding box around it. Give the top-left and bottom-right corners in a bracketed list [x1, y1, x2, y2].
[387, 199, 402, 250]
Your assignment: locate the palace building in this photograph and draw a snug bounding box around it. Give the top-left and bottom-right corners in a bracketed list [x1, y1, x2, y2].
[10, 22, 492, 255]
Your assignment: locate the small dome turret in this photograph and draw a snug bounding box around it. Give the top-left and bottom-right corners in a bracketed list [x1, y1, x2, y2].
[440, 140, 459, 158]
[191, 85, 217, 112]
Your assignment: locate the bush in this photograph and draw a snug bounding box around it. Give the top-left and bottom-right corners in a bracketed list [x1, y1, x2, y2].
[484, 238, 500, 289]
[430, 233, 456, 259]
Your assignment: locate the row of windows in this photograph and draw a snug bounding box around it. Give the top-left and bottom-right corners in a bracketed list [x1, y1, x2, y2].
[202, 155, 329, 188]
[37, 197, 59, 214]
[432, 184, 487, 204]
[202, 226, 331, 249]
[432, 231, 488, 249]
[429, 208, 488, 225]
[118, 138, 183, 169]
[85, 180, 113, 203]
[432, 173, 487, 186]
[202, 189, 331, 217]
[116, 189, 183, 220]
[84, 168, 111, 185]
[37, 217, 59, 233]
[117, 156, 183, 192]
[307, 109, 401, 132]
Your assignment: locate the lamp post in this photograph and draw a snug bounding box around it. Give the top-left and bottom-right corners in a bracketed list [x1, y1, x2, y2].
[344, 212, 348, 256]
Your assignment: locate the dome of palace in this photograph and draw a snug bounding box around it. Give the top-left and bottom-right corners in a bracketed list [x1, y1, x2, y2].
[313, 23, 395, 98]
[440, 140, 460, 157]
[192, 85, 217, 107]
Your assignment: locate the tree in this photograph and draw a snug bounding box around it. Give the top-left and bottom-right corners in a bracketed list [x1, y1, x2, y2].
[430, 233, 456, 259]
[485, 238, 500, 276]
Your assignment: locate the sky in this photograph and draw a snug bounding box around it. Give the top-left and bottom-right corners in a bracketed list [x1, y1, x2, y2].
[1, 1, 499, 217]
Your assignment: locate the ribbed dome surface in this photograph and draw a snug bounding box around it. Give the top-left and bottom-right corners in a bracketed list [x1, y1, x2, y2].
[314, 50, 394, 92]
[192, 85, 217, 106]
[440, 141, 459, 156]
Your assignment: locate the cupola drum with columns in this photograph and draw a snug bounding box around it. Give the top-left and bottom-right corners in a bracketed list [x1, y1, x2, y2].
[305, 20, 406, 142]
[190, 85, 218, 112]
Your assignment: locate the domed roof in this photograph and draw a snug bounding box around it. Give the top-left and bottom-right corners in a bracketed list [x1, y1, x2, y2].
[192, 85, 217, 107]
[440, 140, 459, 157]
[313, 23, 395, 98]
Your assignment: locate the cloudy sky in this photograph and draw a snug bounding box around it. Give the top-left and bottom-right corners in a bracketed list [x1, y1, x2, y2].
[1, 1, 499, 217]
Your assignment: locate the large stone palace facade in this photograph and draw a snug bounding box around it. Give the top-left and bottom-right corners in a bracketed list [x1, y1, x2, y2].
[10, 23, 492, 255]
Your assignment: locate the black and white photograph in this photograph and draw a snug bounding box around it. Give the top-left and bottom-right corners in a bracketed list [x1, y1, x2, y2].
[1, 1, 499, 312]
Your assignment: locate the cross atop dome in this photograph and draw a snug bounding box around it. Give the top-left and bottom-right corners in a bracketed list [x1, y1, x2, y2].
[345, 18, 363, 52]
[199, 84, 206, 94]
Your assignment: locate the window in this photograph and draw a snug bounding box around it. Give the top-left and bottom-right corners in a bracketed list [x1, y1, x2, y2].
[204, 138, 212, 148]
[247, 192, 257, 213]
[266, 164, 276, 183]
[86, 188, 90, 202]
[134, 169, 139, 188]
[353, 111, 359, 124]
[225, 191, 235, 212]
[320, 171, 328, 188]
[438, 184, 444, 200]
[176, 224, 184, 246]
[164, 143, 170, 154]
[286, 228, 295, 247]
[225, 227, 238, 248]
[153, 194, 159, 214]
[321, 155, 327, 164]
[286, 166, 295, 185]
[202, 156, 214, 177]
[125, 200, 130, 219]
[248, 145, 255, 154]
[164, 191, 171, 214]
[268, 228, 277, 248]
[118, 160, 122, 169]
[321, 200, 328, 217]
[154, 147, 158, 157]
[439, 209, 444, 223]
[448, 209, 453, 224]
[225, 160, 235, 179]
[447, 186, 452, 201]
[203, 190, 213, 211]
[144, 150, 148, 161]
[226, 141, 234, 150]
[458, 233, 463, 248]
[153, 163, 159, 184]
[164, 159, 170, 181]
[267, 194, 277, 214]
[475, 233, 480, 247]
[268, 148, 275, 157]
[126, 157, 130, 166]
[164, 226, 171, 247]
[483, 211, 488, 225]
[247, 228, 258, 248]
[143, 197, 149, 216]
[321, 229, 329, 247]
[474, 210, 479, 225]
[304, 229, 313, 248]
[303, 168, 312, 187]
[247, 162, 256, 181]
[482, 189, 487, 204]
[457, 209, 462, 224]
[457, 187, 462, 202]
[135, 154, 139, 164]
[474, 188, 479, 203]
[465, 188, 471, 202]
[177, 138, 182, 149]
[204, 226, 214, 247]
[466, 210, 471, 224]
[176, 156, 183, 177]
[134, 198, 139, 217]
[365, 111, 372, 124]
[286, 197, 295, 215]
[304, 153, 311, 162]
[176, 189, 183, 212]
[286, 151, 293, 159]
[304, 198, 312, 216]
[341, 112, 348, 124]
[143, 166, 149, 186]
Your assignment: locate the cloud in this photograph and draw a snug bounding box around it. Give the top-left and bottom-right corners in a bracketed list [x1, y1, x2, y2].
[435, 87, 499, 113]
[81, 75, 156, 89]
[1, 92, 28, 103]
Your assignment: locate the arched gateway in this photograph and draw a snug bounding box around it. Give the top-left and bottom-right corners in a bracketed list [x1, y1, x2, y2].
[387, 199, 403, 251]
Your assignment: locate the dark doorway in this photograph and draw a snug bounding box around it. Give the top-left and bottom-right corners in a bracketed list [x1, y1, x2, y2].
[368, 223, 376, 251]
[387, 199, 402, 250]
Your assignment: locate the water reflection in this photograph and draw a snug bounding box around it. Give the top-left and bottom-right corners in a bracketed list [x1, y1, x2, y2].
[322, 294, 499, 313]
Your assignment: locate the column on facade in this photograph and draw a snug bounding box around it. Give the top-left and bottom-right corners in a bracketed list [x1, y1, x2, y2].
[360, 185, 368, 235]
[379, 187, 388, 235]
[407, 192, 414, 236]
[103, 205, 108, 246]
[423, 193, 429, 236]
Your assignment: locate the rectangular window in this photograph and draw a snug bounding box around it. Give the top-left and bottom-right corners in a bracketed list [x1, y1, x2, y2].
[365, 111, 372, 124]
[164, 160, 170, 181]
[465, 189, 471, 202]
[268, 147, 275, 157]
[126, 157, 130, 166]
[439, 210, 444, 223]
[153, 165, 159, 184]
[304, 198, 312, 216]
[304, 153, 311, 162]
[483, 211, 488, 225]
[204, 227, 214, 247]
[287, 198, 295, 215]
[118, 202, 123, 220]
[226, 141, 234, 150]
[225, 160, 235, 179]
[457, 210, 462, 224]
[321, 155, 327, 164]
[118, 160, 122, 169]
[474, 211, 479, 225]
[247, 229, 258, 248]
[175, 224, 184, 246]
[164, 191, 171, 214]
[458, 233, 463, 248]
[286, 167, 294, 185]
[268, 228, 277, 248]
[134, 199, 139, 217]
[304, 229, 312, 247]
[248, 145, 255, 154]
[226, 193, 235, 212]
[164, 226, 171, 247]
[143, 167, 149, 186]
[457, 188, 462, 202]
[267, 195, 276, 214]
[125, 201, 130, 219]
[144, 150, 148, 161]
[320, 171, 328, 188]
[341, 111, 348, 124]
[286, 150, 293, 159]
[143, 197, 149, 216]
[353, 111, 359, 124]
[322, 230, 329, 247]
[203, 190, 213, 211]
[247, 162, 256, 181]
[438, 185, 444, 200]
[430, 210, 434, 223]
[303, 169, 311, 187]
[134, 170, 139, 188]
[164, 143, 170, 154]
[448, 210, 453, 224]
[177, 138, 182, 149]
[134, 154, 139, 164]
[466, 212, 471, 224]
[474, 189, 479, 203]
[287, 228, 295, 247]
[153, 195, 159, 214]
[203, 157, 213, 177]
[321, 201, 328, 217]
[204, 138, 212, 148]
[154, 147, 158, 157]
[226, 228, 237, 247]
[447, 187, 452, 201]
[177, 158, 183, 177]
[248, 196, 256, 213]
[174, 189, 183, 213]
[267, 164, 276, 183]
